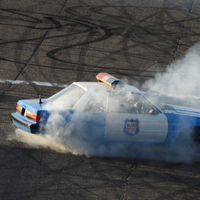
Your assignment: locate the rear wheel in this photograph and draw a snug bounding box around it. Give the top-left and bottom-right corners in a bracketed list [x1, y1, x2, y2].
[175, 127, 200, 151]
[193, 127, 200, 150]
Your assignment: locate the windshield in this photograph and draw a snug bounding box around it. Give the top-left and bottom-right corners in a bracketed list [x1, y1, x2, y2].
[48, 84, 86, 108]
[142, 92, 163, 111]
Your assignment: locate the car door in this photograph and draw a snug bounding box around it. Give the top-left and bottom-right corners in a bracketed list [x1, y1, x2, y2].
[105, 92, 168, 143]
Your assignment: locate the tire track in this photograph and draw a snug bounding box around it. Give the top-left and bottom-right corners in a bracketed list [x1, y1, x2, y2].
[172, 0, 197, 60]
[1, 1, 69, 96]
[52, 4, 193, 80]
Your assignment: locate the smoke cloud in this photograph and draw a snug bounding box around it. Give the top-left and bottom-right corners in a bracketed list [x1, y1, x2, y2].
[9, 44, 200, 163]
[8, 129, 69, 153]
[142, 43, 200, 108]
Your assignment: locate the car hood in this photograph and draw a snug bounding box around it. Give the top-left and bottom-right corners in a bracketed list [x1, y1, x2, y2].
[164, 104, 200, 117]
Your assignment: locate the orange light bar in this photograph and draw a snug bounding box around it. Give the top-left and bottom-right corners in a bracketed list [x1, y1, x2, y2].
[96, 72, 124, 88]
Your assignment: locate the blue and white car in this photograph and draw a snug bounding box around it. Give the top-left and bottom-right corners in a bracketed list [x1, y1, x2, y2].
[11, 73, 200, 147]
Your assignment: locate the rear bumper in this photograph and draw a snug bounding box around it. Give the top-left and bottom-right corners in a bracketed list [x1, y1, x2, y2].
[11, 113, 40, 134]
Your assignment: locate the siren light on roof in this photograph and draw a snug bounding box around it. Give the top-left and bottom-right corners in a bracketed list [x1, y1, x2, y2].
[96, 72, 125, 89]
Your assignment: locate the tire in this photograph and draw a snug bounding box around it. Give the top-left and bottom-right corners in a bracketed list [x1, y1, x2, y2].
[175, 127, 200, 151]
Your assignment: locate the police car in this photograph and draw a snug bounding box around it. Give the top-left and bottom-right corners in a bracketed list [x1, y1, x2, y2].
[11, 73, 200, 147]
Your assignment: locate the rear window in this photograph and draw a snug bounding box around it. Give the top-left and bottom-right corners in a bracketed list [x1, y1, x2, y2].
[48, 84, 85, 108]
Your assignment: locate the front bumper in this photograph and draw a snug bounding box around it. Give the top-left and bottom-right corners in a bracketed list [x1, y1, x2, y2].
[11, 113, 40, 134]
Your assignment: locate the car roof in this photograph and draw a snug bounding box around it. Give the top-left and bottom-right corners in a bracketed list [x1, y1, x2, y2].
[73, 82, 111, 91]
[73, 82, 141, 94]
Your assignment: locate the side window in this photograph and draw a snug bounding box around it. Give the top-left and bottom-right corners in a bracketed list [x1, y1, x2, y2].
[84, 91, 107, 113]
[108, 92, 156, 114]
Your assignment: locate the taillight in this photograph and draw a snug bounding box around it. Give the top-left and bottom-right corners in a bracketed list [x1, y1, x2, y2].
[16, 104, 22, 114]
[25, 110, 42, 123]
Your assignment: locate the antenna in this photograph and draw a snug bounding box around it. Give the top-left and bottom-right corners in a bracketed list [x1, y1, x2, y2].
[39, 94, 42, 104]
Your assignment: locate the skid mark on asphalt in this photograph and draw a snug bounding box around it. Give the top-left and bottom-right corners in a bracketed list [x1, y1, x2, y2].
[172, 0, 197, 60]
[120, 159, 138, 200]
[0, 0, 69, 96]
